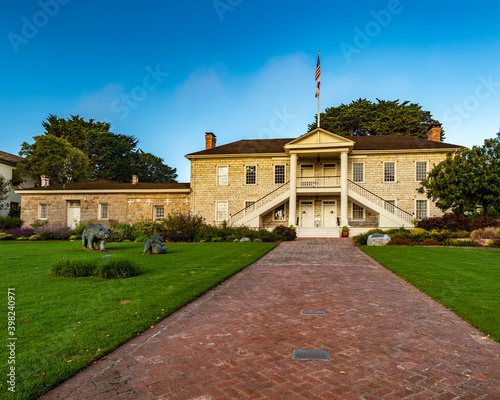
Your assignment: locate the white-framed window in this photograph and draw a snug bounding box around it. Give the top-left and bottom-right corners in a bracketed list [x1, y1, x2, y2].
[352, 203, 364, 219]
[153, 205, 165, 221]
[99, 203, 109, 220]
[274, 165, 286, 184]
[415, 200, 428, 220]
[384, 162, 396, 183]
[215, 201, 228, 222]
[352, 162, 364, 183]
[38, 203, 48, 220]
[246, 165, 257, 185]
[416, 161, 427, 182]
[244, 201, 256, 216]
[217, 166, 228, 186]
[384, 200, 396, 214]
[273, 204, 285, 221]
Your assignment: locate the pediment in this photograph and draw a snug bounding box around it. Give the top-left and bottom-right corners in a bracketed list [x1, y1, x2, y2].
[284, 128, 354, 150]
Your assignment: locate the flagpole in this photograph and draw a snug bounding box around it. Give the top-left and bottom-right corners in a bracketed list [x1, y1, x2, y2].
[317, 88, 320, 129]
[315, 49, 321, 128]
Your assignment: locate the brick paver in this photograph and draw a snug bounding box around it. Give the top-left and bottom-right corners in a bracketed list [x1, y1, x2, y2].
[42, 239, 500, 399]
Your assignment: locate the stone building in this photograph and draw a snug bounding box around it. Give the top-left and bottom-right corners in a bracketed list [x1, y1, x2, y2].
[17, 125, 463, 237]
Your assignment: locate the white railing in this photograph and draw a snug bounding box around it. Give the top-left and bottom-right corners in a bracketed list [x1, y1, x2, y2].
[229, 181, 290, 226]
[348, 180, 414, 225]
[297, 176, 340, 188]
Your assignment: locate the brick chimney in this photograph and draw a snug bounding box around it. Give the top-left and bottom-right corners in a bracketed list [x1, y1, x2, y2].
[205, 132, 216, 150]
[132, 174, 139, 184]
[427, 123, 442, 142]
[40, 175, 50, 187]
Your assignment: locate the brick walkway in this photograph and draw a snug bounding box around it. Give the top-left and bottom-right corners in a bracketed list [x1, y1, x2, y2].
[42, 239, 500, 399]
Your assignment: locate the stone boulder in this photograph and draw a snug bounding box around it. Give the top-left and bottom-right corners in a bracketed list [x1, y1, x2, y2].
[367, 234, 391, 246]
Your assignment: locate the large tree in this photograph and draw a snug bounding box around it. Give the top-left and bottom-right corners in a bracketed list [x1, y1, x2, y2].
[18, 115, 178, 183]
[310, 98, 444, 140]
[0, 175, 10, 211]
[16, 135, 91, 185]
[417, 137, 500, 216]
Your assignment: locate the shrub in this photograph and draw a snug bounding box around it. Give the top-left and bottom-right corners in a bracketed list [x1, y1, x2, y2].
[163, 211, 205, 232]
[134, 234, 149, 243]
[0, 216, 22, 230]
[272, 225, 297, 241]
[470, 227, 500, 239]
[0, 232, 14, 240]
[51, 258, 95, 278]
[387, 237, 412, 246]
[35, 225, 72, 240]
[421, 238, 438, 246]
[71, 222, 90, 237]
[352, 229, 384, 246]
[417, 214, 471, 232]
[448, 239, 481, 247]
[470, 216, 500, 231]
[108, 223, 135, 242]
[93, 258, 141, 279]
[451, 230, 470, 238]
[30, 219, 50, 228]
[29, 234, 40, 241]
[131, 221, 164, 238]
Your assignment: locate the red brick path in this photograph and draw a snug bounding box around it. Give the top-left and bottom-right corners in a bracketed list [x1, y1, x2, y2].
[42, 239, 500, 399]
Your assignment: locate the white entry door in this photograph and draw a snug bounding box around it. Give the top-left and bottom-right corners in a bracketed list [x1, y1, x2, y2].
[300, 201, 314, 227]
[67, 201, 81, 229]
[323, 201, 337, 227]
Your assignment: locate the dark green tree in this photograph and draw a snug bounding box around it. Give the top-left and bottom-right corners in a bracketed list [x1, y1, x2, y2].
[23, 115, 177, 183]
[417, 137, 500, 216]
[16, 135, 91, 185]
[310, 98, 444, 140]
[0, 175, 10, 211]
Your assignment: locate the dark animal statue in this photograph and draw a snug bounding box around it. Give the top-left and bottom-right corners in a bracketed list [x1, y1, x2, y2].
[143, 235, 167, 254]
[82, 224, 110, 251]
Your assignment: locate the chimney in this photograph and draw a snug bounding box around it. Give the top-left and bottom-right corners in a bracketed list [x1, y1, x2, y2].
[205, 132, 216, 150]
[132, 174, 139, 184]
[427, 123, 442, 142]
[41, 175, 50, 187]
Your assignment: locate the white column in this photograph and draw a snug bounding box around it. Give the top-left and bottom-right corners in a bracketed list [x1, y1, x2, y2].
[340, 151, 348, 226]
[289, 153, 298, 227]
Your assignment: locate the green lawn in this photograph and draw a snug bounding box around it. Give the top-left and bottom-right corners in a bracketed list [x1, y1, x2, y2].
[362, 246, 500, 342]
[0, 241, 277, 400]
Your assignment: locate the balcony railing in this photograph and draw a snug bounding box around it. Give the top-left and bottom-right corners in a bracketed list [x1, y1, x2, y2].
[297, 176, 340, 188]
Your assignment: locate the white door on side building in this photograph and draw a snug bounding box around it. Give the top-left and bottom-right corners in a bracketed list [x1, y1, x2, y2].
[300, 201, 314, 227]
[323, 200, 337, 227]
[67, 201, 81, 229]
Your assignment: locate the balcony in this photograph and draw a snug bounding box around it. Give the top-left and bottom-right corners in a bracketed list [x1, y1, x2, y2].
[296, 176, 341, 194]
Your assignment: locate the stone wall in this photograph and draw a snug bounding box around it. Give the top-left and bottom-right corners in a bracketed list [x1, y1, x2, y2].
[20, 192, 190, 228]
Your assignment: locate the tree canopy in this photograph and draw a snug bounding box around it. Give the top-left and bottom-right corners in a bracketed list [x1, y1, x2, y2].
[0, 175, 10, 211]
[17, 115, 178, 184]
[417, 137, 500, 216]
[310, 98, 444, 140]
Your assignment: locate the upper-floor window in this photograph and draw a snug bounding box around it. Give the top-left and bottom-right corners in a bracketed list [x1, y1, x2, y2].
[99, 203, 109, 219]
[384, 162, 396, 182]
[246, 166, 256, 185]
[218, 166, 228, 185]
[154, 205, 164, 221]
[274, 165, 286, 184]
[416, 162, 427, 182]
[352, 163, 364, 183]
[39, 204, 48, 220]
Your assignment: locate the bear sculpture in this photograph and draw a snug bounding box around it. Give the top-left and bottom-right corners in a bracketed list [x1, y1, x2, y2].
[82, 224, 111, 251]
[143, 235, 167, 254]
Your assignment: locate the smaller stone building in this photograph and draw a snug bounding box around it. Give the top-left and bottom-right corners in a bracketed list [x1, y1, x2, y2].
[17, 179, 191, 228]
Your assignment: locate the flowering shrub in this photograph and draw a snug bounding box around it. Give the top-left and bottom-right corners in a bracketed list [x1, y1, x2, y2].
[272, 225, 297, 241]
[35, 225, 72, 240]
[163, 211, 205, 232]
[0, 228, 35, 238]
[387, 237, 412, 246]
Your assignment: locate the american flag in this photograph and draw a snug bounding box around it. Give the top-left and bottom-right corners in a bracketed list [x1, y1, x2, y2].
[315, 50, 320, 98]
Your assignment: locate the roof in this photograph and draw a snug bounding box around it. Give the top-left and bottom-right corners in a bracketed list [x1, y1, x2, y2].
[17, 179, 190, 192]
[0, 151, 23, 165]
[186, 135, 463, 157]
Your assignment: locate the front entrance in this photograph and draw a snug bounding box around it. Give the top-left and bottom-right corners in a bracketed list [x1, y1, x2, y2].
[300, 201, 314, 227]
[67, 201, 81, 229]
[322, 200, 337, 227]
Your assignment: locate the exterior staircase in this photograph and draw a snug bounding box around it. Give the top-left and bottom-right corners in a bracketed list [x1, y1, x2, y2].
[296, 227, 340, 238]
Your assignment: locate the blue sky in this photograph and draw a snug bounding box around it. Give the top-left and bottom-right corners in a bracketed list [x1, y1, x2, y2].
[1, 0, 500, 182]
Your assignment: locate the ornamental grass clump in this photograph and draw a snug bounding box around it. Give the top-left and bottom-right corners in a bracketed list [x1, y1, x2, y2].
[51, 257, 141, 279]
[51, 258, 95, 278]
[93, 257, 141, 279]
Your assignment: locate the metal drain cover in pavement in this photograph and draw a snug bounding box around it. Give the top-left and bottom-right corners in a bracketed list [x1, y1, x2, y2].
[301, 311, 325, 315]
[305, 290, 324, 294]
[293, 350, 329, 360]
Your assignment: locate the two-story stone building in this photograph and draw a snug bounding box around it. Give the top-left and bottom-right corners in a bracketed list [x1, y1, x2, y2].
[17, 125, 462, 237]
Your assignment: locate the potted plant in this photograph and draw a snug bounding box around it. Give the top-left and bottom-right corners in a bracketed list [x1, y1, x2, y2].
[341, 225, 350, 237]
